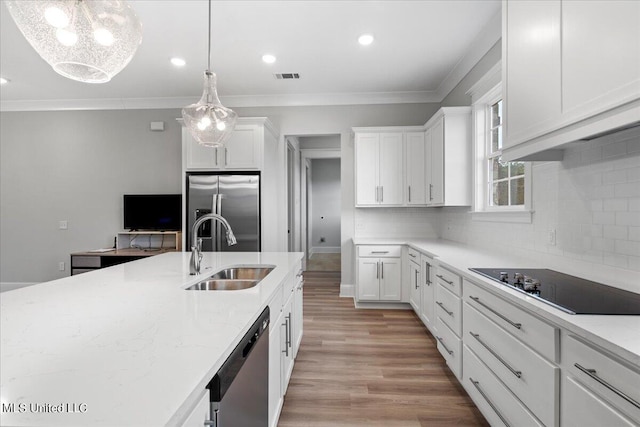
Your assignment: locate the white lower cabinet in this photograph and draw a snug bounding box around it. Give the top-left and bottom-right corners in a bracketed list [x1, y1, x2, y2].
[463, 346, 544, 427]
[356, 245, 402, 302]
[180, 389, 211, 427]
[408, 248, 421, 313]
[561, 334, 640, 426]
[419, 254, 436, 333]
[434, 266, 463, 380]
[268, 263, 302, 427]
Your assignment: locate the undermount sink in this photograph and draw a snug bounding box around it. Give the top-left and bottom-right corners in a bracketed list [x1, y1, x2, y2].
[185, 265, 274, 291]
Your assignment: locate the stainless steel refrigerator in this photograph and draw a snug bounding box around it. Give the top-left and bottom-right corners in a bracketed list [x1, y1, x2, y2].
[186, 173, 260, 252]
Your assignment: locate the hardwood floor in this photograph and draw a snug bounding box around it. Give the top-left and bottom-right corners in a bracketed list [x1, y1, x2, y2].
[278, 272, 489, 427]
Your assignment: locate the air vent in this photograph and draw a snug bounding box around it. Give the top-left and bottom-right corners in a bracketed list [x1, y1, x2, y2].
[274, 73, 300, 80]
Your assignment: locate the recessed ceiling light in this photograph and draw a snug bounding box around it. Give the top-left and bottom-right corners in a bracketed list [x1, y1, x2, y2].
[358, 34, 374, 46]
[262, 54, 276, 64]
[0, 77, 9, 85]
[171, 57, 186, 67]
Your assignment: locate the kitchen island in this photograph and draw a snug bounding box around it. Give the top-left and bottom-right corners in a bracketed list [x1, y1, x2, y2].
[0, 251, 303, 427]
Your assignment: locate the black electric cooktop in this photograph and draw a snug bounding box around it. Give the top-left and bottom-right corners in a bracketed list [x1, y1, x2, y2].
[469, 268, 640, 315]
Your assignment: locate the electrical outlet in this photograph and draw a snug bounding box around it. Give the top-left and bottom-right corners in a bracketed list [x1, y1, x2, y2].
[59, 220, 68, 230]
[548, 229, 557, 246]
[58, 261, 65, 271]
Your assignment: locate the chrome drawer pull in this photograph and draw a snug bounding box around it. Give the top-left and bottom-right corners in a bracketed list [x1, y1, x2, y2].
[470, 332, 522, 379]
[436, 301, 453, 316]
[436, 336, 453, 355]
[409, 253, 417, 258]
[436, 274, 454, 285]
[371, 251, 389, 254]
[469, 295, 522, 330]
[470, 378, 511, 427]
[425, 262, 431, 285]
[574, 363, 640, 409]
[415, 270, 419, 289]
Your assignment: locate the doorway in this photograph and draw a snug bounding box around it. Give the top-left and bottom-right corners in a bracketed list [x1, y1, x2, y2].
[286, 135, 341, 272]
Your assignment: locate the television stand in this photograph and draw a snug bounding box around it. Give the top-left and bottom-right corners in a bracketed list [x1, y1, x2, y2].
[70, 231, 182, 276]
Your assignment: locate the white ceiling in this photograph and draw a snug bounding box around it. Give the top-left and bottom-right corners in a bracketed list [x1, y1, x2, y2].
[0, 0, 501, 111]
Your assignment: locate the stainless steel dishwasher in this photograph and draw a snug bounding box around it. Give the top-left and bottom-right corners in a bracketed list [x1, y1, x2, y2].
[207, 306, 270, 427]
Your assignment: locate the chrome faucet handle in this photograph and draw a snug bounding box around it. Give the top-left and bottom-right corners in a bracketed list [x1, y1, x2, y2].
[197, 237, 203, 252]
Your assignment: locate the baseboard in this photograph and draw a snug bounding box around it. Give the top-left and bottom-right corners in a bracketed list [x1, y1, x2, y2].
[354, 300, 413, 310]
[0, 282, 39, 292]
[339, 283, 354, 298]
[310, 247, 341, 256]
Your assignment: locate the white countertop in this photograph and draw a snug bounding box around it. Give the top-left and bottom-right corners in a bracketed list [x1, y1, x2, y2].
[0, 251, 303, 427]
[354, 238, 640, 367]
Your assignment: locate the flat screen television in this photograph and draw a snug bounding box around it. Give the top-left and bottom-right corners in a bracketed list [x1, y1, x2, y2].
[123, 194, 182, 231]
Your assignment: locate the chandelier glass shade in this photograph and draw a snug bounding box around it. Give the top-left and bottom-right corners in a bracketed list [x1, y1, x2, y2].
[181, 0, 237, 147]
[5, 0, 143, 84]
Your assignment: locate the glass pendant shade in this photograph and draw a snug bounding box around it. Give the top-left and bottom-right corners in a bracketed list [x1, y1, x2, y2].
[5, 0, 143, 84]
[182, 71, 238, 147]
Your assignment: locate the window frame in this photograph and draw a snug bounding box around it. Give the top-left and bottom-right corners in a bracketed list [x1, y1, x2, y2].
[468, 65, 532, 223]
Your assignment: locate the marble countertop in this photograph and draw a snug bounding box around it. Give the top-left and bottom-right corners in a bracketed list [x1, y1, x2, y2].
[353, 238, 640, 367]
[0, 251, 303, 427]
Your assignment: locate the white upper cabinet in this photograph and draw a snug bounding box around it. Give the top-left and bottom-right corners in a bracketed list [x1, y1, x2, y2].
[405, 132, 427, 205]
[424, 107, 472, 207]
[502, 0, 640, 161]
[354, 131, 405, 207]
[183, 117, 273, 171]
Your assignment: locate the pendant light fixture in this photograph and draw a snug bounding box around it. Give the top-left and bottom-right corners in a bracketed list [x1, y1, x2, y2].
[5, 0, 143, 84]
[181, 0, 238, 147]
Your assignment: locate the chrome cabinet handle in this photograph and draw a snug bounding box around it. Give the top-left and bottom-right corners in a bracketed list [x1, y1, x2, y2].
[282, 318, 289, 357]
[429, 183, 433, 201]
[470, 377, 511, 427]
[376, 261, 379, 279]
[425, 262, 431, 285]
[408, 185, 411, 202]
[436, 301, 453, 316]
[371, 251, 389, 254]
[574, 363, 640, 409]
[224, 147, 229, 166]
[415, 270, 419, 289]
[436, 336, 453, 355]
[381, 261, 384, 279]
[470, 332, 522, 379]
[469, 296, 522, 330]
[409, 253, 417, 258]
[287, 313, 292, 349]
[436, 274, 454, 285]
[375, 186, 379, 202]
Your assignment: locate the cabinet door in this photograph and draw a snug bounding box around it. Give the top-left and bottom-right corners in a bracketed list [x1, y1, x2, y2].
[268, 313, 283, 427]
[408, 261, 421, 313]
[561, 1, 640, 119]
[379, 258, 401, 301]
[428, 117, 445, 205]
[184, 129, 218, 169]
[223, 125, 262, 169]
[562, 376, 637, 427]
[405, 132, 426, 205]
[504, 0, 561, 146]
[180, 389, 211, 427]
[281, 294, 295, 393]
[378, 133, 404, 205]
[293, 277, 303, 358]
[420, 256, 436, 332]
[357, 258, 380, 301]
[355, 133, 380, 206]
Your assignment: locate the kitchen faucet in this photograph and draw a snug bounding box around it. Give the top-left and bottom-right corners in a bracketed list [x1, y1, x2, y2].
[190, 213, 237, 275]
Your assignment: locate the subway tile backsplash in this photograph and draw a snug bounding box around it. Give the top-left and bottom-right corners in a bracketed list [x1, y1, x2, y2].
[440, 127, 640, 285]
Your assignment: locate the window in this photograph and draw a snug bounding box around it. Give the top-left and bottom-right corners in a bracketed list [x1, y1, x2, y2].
[468, 71, 531, 223]
[487, 99, 526, 207]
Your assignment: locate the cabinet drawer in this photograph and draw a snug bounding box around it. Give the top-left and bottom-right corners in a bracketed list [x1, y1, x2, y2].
[435, 317, 462, 379]
[463, 345, 544, 427]
[464, 303, 559, 427]
[562, 375, 637, 427]
[71, 255, 101, 268]
[435, 265, 461, 296]
[435, 284, 462, 336]
[564, 334, 640, 422]
[407, 247, 420, 261]
[464, 279, 559, 362]
[357, 245, 402, 258]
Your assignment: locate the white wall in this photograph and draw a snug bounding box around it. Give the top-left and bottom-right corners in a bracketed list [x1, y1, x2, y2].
[309, 158, 341, 253]
[0, 109, 182, 284]
[441, 128, 640, 291]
